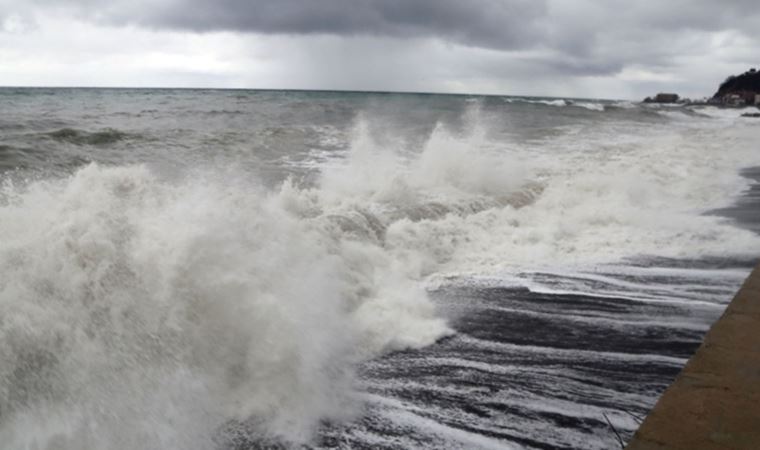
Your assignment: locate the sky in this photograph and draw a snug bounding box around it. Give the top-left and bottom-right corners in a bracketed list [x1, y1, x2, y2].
[0, 0, 758, 99]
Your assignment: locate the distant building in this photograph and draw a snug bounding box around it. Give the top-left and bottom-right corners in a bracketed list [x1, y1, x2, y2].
[654, 93, 679, 103]
[725, 94, 746, 106]
[644, 93, 680, 103]
[718, 91, 759, 106]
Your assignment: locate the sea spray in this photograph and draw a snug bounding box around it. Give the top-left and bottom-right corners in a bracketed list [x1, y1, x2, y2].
[0, 118, 540, 447]
[0, 163, 451, 449]
[3, 100, 760, 448]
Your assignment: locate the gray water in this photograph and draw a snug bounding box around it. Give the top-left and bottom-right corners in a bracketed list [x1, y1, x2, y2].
[1, 88, 759, 449]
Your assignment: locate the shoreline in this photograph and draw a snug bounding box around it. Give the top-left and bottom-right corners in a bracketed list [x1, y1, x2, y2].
[625, 166, 760, 448]
[710, 166, 760, 234]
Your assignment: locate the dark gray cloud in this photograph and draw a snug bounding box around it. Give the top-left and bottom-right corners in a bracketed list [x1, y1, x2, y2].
[0, 0, 548, 50]
[8, 0, 760, 61]
[109, 0, 549, 52]
[8, 0, 760, 55]
[2, 0, 760, 97]
[49, 0, 760, 78]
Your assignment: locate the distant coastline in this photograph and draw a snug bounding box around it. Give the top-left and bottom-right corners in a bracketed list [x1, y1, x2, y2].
[643, 68, 760, 112]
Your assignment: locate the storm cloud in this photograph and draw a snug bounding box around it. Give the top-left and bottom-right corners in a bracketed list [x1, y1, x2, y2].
[64, 0, 760, 53]
[133, 0, 548, 51]
[1, 0, 759, 98]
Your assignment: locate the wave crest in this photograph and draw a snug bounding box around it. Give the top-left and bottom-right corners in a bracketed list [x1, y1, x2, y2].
[0, 162, 453, 448]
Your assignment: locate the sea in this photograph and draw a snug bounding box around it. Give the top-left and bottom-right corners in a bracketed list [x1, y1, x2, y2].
[1, 88, 759, 450]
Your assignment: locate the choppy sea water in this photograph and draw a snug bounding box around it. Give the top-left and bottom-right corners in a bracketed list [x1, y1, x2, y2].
[1, 88, 759, 449]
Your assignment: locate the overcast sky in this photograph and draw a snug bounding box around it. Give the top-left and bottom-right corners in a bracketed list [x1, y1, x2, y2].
[1, 0, 758, 99]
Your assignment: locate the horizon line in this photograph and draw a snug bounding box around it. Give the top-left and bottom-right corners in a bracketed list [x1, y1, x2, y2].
[0, 85, 624, 102]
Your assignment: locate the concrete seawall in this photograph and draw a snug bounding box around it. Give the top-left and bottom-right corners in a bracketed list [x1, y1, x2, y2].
[626, 264, 760, 449]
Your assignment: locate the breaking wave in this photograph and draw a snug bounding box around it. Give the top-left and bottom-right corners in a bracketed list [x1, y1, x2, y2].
[0, 162, 456, 448]
[2, 114, 760, 448]
[502, 97, 607, 111]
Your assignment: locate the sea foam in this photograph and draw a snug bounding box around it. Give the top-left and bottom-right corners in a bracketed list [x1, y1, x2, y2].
[2, 110, 760, 448]
[0, 161, 451, 448]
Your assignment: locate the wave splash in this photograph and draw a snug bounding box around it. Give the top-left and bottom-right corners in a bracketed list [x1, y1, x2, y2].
[2, 115, 760, 448]
[2, 121, 527, 448]
[0, 165, 362, 448]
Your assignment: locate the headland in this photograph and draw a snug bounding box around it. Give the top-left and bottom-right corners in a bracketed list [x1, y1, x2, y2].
[643, 68, 760, 115]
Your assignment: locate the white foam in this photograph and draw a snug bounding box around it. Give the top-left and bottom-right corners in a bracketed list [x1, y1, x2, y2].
[503, 98, 606, 111]
[689, 105, 759, 120]
[377, 118, 760, 276]
[570, 101, 606, 111]
[502, 97, 568, 107]
[0, 163, 450, 449]
[2, 106, 760, 447]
